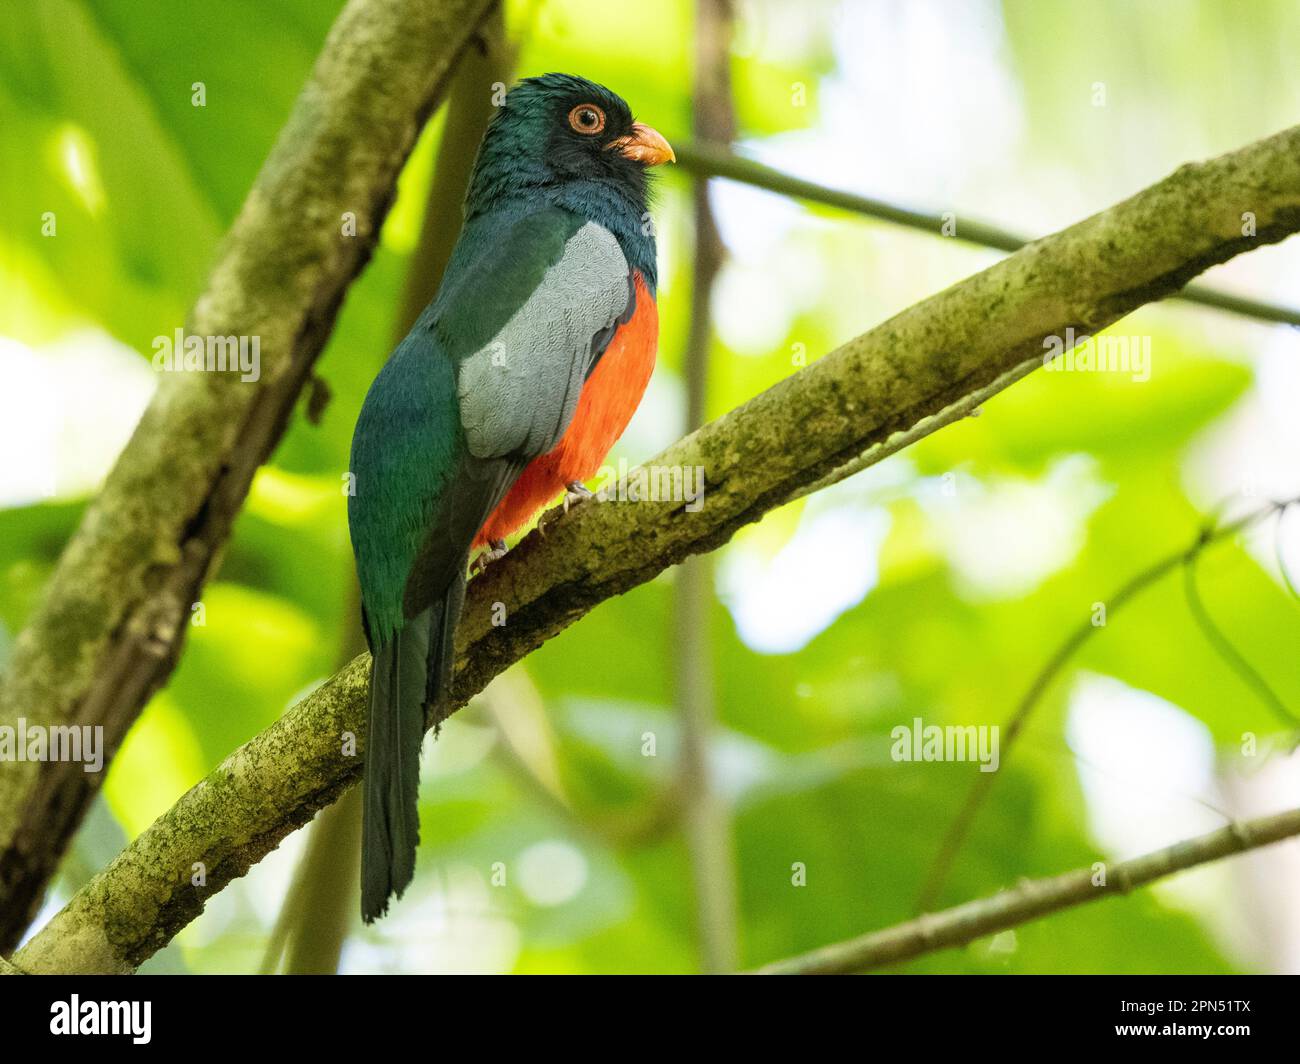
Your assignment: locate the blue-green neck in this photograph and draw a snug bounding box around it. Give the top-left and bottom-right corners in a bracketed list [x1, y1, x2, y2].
[465, 166, 659, 293]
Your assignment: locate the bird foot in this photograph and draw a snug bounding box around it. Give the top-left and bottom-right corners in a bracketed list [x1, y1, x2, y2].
[538, 482, 593, 537]
[563, 481, 594, 512]
[469, 538, 508, 576]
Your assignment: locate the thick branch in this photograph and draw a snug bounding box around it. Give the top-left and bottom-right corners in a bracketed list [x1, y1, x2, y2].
[0, 0, 497, 950]
[754, 807, 1300, 973]
[12, 122, 1300, 973]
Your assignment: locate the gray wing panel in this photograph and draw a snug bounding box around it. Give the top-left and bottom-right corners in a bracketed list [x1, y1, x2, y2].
[455, 221, 631, 462]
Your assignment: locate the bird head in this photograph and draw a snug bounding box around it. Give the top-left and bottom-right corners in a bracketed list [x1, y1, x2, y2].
[465, 73, 674, 219]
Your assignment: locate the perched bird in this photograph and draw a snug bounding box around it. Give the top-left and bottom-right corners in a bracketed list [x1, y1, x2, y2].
[348, 73, 673, 922]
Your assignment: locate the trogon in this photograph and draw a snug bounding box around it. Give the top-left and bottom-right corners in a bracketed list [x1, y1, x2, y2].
[348, 73, 673, 922]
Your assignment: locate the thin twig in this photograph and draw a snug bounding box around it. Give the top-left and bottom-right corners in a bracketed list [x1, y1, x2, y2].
[1274, 505, 1300, 603]
[1183, 536, 1298, 727]
[756, 805, 1300, 974]
[916, 498, 1300, 913]
[675, 140, 1300, 329]
[674, 0, 741, 975]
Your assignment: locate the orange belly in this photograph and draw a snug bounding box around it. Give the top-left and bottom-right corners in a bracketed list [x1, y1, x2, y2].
[474, 272, 658, 547]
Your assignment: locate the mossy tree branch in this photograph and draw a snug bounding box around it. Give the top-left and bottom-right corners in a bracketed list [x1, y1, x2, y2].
[0, 0, 498, 951]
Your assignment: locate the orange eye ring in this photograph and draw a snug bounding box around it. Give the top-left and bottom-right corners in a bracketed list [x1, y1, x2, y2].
[568, 103, 606, 136]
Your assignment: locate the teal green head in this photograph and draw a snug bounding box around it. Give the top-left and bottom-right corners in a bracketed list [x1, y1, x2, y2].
[463, 73, 674, 286]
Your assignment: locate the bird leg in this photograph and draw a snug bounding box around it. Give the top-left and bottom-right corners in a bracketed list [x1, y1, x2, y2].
[469, 538, 508, 576]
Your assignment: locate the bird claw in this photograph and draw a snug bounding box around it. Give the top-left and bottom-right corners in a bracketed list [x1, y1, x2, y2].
[469, 539, 508, 575]
[563, 481, 593, 513]
[538, 483, 593, 537]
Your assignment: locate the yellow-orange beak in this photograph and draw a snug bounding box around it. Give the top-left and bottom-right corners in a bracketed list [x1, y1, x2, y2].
[611, 122, 676, 166]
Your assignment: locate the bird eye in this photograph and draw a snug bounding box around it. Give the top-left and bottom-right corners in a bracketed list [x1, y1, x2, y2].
[568, 103, 606, 135]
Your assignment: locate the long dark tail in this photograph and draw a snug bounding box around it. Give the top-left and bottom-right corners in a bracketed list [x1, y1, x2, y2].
[360, 569, 467, 923]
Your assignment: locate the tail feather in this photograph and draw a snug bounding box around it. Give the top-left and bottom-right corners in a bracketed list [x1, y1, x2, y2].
[360, 565, 468, 924]
[426, 569, 466, 723]
[361, 608, 430, 923]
